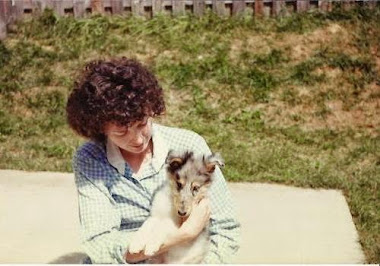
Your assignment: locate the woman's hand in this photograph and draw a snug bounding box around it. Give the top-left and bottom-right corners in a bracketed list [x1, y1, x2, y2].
[180, 198, 211, 239]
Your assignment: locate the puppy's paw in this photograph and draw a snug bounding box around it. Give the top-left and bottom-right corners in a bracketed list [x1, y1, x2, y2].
[144, 240, 163, 257]
[128, 233, 146, 254]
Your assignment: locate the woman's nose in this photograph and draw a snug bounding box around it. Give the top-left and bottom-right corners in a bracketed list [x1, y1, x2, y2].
[132, 135, 143, 144]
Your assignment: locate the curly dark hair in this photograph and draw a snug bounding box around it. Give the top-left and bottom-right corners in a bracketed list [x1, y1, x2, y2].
[66, 57, 165, 143]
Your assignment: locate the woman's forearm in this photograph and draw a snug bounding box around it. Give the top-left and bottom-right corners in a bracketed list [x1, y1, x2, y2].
[124, 227, 193, 263]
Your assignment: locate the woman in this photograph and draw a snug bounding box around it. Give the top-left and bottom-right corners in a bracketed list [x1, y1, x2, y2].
[66, 57, 240, 263]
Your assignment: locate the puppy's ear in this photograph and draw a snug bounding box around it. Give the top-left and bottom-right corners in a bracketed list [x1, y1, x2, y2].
[166, 150, 193, 173]
[203, 153, 225, 174]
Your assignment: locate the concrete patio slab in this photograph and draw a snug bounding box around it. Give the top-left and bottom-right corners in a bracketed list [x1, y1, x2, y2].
[0, 170, 365, 263]
[231, 183, 365, 263]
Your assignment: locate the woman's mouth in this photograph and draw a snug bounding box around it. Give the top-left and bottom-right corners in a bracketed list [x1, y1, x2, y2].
[132, 144, 143, 149]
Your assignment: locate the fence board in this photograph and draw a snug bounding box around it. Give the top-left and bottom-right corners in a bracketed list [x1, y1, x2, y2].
[232, 0, 245, 15]
[194, 0, 205, 16]
[41, 0, 54, 10]
[0, 0, 12, 22]
[368, 0, 377, 9]
[74, 0, 86, 18]
[342, 0, 354, 10]
[131, 0, 142, 16]
[0, 0, 12, 39]
[255, 0, 264, 15]
[213, 0, 225, 16]
[320, 0, 332, 11]
[273, 0, 285, 15]
[91, 0, 104, 14]
[143, 0, 153, 18]
[52, 1, 63, 16]
[11, 0, 22, 21]
[52, 0, 74, 16]
[173, 0, 185, 15]
[297, 0, 309, 11]
[0, 19, 6, 40]
[152, 0, 163, 15]
[103, 0, 113, 14]
[62, 0, 74, 16]
[123, 0, 132, 12]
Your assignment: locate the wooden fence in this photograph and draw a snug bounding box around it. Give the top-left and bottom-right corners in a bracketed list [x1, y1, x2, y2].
[1, 0, 379, 39]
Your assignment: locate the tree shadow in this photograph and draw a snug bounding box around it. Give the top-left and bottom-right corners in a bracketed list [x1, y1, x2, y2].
[49, 252, 88, 264]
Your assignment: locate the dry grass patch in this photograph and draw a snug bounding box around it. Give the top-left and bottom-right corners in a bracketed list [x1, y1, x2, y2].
[277, 22, 357, 63]
[229, 33, 274, 63]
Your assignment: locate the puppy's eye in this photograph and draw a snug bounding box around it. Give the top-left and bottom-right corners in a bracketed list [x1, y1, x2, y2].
[176, 182, 183, 190]
[192, 186, 199, 196]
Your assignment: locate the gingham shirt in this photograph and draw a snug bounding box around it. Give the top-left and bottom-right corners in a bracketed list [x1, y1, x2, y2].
[73, 123, 240, 264]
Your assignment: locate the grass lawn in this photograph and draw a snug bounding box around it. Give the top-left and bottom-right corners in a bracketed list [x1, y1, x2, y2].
[0, 6, 379, 262]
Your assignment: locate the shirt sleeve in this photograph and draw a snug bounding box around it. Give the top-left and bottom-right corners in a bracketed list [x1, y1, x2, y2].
[191, 134, 241, 263]
[73, 151, 133, 264]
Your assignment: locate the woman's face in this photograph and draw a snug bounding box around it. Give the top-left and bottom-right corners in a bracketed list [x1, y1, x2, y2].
[104, 117, 153, 154]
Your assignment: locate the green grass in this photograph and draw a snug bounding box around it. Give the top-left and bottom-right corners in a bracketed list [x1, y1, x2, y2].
[0, 6, 379, 262]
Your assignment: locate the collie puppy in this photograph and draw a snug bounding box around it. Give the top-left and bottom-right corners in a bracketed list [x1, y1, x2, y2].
[128, 150, 224, 263]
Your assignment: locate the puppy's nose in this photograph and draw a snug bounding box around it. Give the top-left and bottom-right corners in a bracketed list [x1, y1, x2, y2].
[178, 210, 187, 216]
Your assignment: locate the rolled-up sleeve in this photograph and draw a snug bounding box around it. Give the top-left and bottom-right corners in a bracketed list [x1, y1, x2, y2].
[74, 152, 133, 264]
[191, 135, 241, 263]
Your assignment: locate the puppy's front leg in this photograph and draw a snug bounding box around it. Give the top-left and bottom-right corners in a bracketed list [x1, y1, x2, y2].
[128, 217, 157, 254]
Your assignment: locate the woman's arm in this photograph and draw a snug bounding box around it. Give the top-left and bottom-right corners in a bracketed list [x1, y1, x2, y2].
[74, 144, 135, 264]
[125, 198, 211, 263]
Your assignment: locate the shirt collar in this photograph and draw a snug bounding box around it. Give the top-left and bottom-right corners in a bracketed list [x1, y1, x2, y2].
[106, 137, 126, 175]
[106, 123, 168, 176]
[151, 123, 169, 173]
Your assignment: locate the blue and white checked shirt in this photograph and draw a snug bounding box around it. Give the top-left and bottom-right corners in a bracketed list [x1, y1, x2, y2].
[73, 123, 240, 264]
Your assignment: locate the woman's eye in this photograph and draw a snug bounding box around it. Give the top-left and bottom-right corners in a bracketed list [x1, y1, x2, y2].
[114, 131, 127, 136]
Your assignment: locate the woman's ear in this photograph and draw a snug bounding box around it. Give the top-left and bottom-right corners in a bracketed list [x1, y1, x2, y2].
[203, 153, 225, 174]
